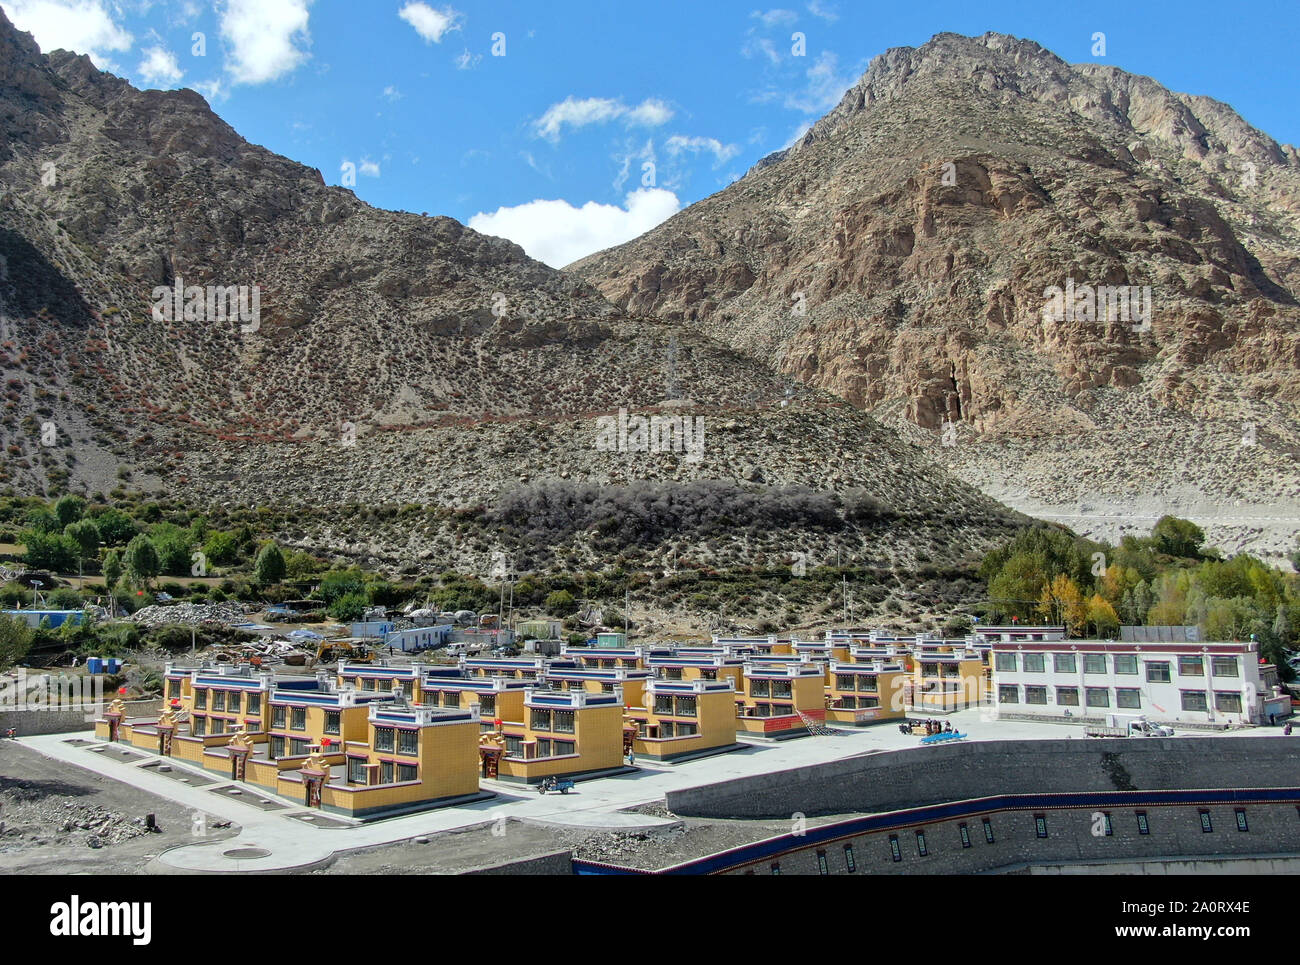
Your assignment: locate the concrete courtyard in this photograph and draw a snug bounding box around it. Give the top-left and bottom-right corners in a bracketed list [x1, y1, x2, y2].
[15, 710, 1280, 873]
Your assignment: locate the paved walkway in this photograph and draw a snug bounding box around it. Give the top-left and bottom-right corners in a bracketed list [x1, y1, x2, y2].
[19, 710, 1274, 873]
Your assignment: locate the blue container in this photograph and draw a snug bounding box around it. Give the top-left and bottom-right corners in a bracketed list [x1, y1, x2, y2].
[86, 657, 104, 674]
[105, 658, 122, 674]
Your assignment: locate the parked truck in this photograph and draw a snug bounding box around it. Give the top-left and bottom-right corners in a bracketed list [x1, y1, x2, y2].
[1085, 714, 1175, 738]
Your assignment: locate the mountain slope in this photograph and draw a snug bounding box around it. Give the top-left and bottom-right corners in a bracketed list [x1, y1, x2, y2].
[571, 32, 1300, 563]
[0, 11, 1023, 584]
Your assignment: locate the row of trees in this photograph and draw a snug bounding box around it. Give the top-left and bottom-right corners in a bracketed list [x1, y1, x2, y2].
[106, 535, 287, 591]
[6, 495, 316, 589]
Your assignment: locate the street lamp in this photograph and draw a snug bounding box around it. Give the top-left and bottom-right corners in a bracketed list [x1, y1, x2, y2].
[30, 580, 43, 608]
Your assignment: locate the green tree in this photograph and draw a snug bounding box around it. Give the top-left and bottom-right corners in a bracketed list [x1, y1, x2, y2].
[0, 614, 34, 671]
[1147, 570, 1191, 625]
[544, 589, 578, 616]
[284, 550, 321, 580]
[22, 530, 78, 571]
[202, 531, 240, 566]
[102, 550, 123, 591]
[24, 506, 59, 534]
[93, 508, 138, 546]
[1113, 534, 1159, 583]
[123, 534, 161, 589]
[149, 523, 193, 576]
[328, 591, 369, 621]
[54, 494, 87, 528]
[233, 523, 258, 553]
[65, 518, 101, 571]
[47, 587, 83, 609]
[1128, 580, 1155, 625]
[986, 552, 1047, 622]
[254, 542, 286, 586]
[979, 525, 1094, 591]
[317, 568, 366, 605]
[1150, 515, 1205, 559]
[1273, 605, 1295, 650]
[1203, 596, 1256, 641]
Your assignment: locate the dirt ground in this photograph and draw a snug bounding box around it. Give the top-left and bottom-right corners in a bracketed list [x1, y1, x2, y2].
[0, 740, 239, 874]
[316, 809, 800, 874]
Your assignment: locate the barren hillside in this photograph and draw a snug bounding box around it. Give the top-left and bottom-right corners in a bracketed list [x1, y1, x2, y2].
[0, 11, 1022, 580]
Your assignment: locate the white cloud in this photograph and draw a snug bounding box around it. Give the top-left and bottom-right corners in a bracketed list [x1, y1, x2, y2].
[360, 158, 380, 177]
[173, 1, 203, 25]
[2, 0, 133, 67]
[137, 45, 182, 86]
[625, 98, 673, 127]
[665, 135, 740, 166]
[751, 8, 797, 27]
[742, 8, 798, 64]
[382, 84, 402, 100]
[535, 97, 625, 141]
[785, 50, 855, 113]
[534, 96, 674, 142]
[468, 187, 680, 268]
[398, 2, 461, 43]
[191, 76, 227, 102]
[219, 0, 313, 86]
[612, 137, 655, 192]
[520, 150, 550, 178]
[742, 35, 780, 65]
[807, 0, 837, 21]
[454, 47, 480, 69]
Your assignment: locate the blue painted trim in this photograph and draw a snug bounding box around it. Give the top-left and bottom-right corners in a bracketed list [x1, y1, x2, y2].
[572, 787, 1300, 875]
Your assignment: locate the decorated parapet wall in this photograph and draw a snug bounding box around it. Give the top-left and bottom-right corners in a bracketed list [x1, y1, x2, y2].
[665, 737, 1300, 819]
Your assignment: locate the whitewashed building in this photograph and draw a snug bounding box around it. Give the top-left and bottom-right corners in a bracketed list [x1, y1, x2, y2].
[990, 635, 1284, 726]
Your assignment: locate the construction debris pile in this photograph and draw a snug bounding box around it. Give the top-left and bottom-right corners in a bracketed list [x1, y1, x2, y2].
[129, 601, 250, 629]
[0, 788, 151, 851]
[196, 639, 317, 666]
[568, 826, 689, 864]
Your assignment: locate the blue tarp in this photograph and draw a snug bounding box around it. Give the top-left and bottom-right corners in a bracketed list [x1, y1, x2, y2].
[2, 609, 86, 629]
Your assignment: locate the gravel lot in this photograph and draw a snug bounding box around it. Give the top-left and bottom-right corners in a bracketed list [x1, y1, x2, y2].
[0, 740, 239, 874]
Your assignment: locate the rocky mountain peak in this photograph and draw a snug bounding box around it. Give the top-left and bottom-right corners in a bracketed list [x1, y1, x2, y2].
[782, 30, 1294, 173]
[572, 31, 1300, 562]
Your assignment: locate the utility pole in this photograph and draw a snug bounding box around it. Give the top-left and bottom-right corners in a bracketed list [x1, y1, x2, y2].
[624, 586, 629, 641]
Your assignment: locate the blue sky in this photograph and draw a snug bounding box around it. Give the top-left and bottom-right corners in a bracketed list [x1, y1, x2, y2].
[5, 0, 1299, 266]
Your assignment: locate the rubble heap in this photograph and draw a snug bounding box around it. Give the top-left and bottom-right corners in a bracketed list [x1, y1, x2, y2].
[129, 602, 249, 628]
[0, 791, 152, 851]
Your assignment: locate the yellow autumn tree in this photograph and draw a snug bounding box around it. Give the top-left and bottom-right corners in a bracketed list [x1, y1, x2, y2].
[1086, 593, 1120, 637]
[1038, 574, 1087, 636]
[1099, 563, 1124, 605]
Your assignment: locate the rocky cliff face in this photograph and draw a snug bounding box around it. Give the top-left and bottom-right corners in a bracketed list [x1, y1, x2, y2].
[0, 12, 1021, 580]
[571, 32, 1300, 562]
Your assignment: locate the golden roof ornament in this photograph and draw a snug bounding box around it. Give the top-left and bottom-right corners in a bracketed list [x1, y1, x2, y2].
[301, 746, 332, 774]
[226, 726, 254, 751]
